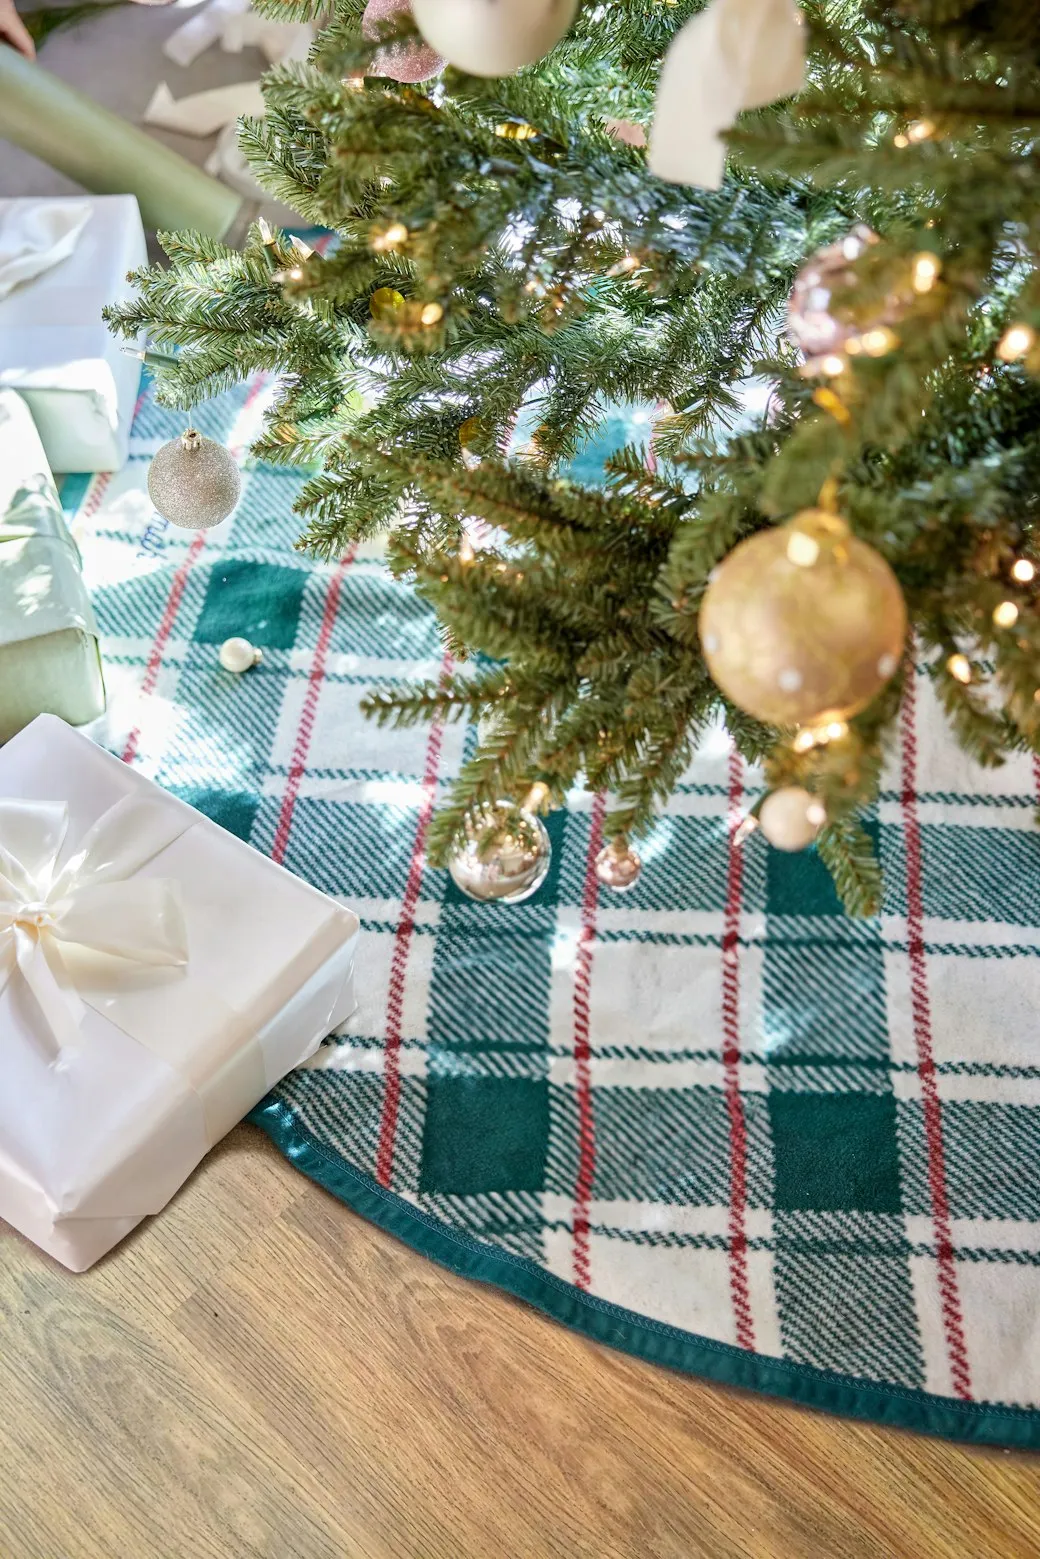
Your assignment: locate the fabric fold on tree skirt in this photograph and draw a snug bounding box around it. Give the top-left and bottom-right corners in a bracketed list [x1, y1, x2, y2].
[74, 375, 1040, 1448]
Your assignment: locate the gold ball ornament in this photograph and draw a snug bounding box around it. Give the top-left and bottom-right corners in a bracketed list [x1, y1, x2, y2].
[370, 287, 406, 321]
[759, 788, 826, 852]
[448, 801, 551, 903]
[699, 510, 906, 726]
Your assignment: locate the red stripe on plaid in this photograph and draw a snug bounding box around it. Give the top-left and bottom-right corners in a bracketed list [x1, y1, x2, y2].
[79, 472, 113, 523]
[121, 375, 267, 767]
[92, 386, 150, 515]
[572, 792, 607, 1290]
[270, 551, 356, 865]
[722, 748, 755, 1352]
[901, 669, 973, 1402]
[76, 383, 151, 530]
[121, 529, 208, 766]
[375, 653, 453, 1190]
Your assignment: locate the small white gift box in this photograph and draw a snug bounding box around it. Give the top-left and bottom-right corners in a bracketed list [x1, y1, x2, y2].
[0, 715, 359, 1271]
[0, 195, 147, 473]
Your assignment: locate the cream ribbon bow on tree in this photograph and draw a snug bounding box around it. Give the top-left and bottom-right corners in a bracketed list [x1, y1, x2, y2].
[0, 795, 189, 1057]
[649, 0, 806, 188]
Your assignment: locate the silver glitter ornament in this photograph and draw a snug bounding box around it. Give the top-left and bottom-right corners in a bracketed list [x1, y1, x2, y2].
[594, 840, 642, 892]
[148, 428, 242, 529]
[448, 801, 551, 904]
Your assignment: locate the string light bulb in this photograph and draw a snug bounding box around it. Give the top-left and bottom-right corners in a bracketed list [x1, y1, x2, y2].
[732, 814, 760, 848]
[523, 781, 550, 811]
[997, 324, 1036, 362]
[911, 253, 941, 293]
[947, 653, 972, 684]
[1011, 558, 1036, 583]
[792, 728, 816, 753]
[907, 118, 936, 142]
[820, 353, 847, 377]
[859, 326, 899, 357]
[993, 601, 1020, 628]
[371, 221, 409, 252]
[420, 301, 444, 325]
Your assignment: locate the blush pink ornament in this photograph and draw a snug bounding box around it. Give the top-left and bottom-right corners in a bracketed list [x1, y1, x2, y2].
[363, 0, 445, 84]
[605, 119, 647, 149]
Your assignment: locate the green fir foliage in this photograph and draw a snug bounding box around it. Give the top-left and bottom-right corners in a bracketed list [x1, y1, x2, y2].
[105, 0, 1040, 913]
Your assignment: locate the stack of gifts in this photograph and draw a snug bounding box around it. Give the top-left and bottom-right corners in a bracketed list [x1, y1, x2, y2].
[0, 389, 106, 741]
[0, 716, 360, 1271]
[0, 194, 146, 473]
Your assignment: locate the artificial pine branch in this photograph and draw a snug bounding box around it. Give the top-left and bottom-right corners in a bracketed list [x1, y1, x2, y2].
[107, 0, 1040, 911]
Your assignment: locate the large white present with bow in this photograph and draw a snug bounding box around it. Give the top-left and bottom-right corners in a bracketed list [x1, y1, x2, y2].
[0, 715, 359, 1271]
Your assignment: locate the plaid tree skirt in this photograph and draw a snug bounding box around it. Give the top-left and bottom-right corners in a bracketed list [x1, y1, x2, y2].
[68, 374, 1040, 1448]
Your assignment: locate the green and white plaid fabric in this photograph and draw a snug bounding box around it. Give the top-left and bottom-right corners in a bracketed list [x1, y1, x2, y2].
[70, 374, 1040, 1447]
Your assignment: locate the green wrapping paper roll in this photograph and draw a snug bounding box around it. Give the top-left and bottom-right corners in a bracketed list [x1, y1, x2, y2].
[0, 49, 243, 238]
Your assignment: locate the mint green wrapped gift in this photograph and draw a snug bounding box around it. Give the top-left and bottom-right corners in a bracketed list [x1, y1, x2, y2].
[0, 391, 105, 743]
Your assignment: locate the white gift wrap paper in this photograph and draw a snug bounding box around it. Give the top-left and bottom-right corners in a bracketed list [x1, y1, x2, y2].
[0, 716, 360, 1271]
[0, 196, 147, 473]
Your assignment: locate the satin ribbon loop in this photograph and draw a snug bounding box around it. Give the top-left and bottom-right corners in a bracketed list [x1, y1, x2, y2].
[0, 796, 189, 1055]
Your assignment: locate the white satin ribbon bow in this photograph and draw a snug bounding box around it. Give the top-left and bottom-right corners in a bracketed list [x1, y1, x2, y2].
[0, 796, 189, 1056]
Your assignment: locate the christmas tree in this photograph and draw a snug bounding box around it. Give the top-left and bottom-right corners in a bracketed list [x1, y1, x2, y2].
[106, 0, 1040, 914]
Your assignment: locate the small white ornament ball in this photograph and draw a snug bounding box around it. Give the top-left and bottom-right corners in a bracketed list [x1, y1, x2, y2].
[218, 637, 262, 674]
[148, 428, 242, 530]
[759, 787, 826, 852]
[363, 0, 445, 82]
[410, 0, 577, 76]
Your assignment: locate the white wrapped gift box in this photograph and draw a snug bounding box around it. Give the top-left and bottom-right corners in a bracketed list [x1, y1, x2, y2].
[0, 196, 146, 473]
[0, 715, 359, 1271]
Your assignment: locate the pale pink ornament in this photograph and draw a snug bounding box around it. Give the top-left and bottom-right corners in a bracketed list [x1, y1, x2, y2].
[363, 0, 445, 83]
[594, 840, 643, 892]
[786, 224, 880, 365]
[605, 119, 648, 149]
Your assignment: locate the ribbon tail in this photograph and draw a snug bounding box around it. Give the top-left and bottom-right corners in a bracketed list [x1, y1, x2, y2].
[54, 879, 189, 968]
[13, 925, 84, 1058]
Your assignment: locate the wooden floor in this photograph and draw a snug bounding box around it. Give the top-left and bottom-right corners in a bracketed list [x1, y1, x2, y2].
[0, 1129, 1037, 1558]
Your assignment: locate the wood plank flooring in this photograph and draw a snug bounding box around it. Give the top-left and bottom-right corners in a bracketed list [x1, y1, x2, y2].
[1, 1126, 1037, 1558]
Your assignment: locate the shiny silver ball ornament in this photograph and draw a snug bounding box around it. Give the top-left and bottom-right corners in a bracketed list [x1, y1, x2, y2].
[148, 428, 242, 529]
[218, 636, 262, 673]
[594, 840, 642, 892]
[448, 801, 551, 903]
